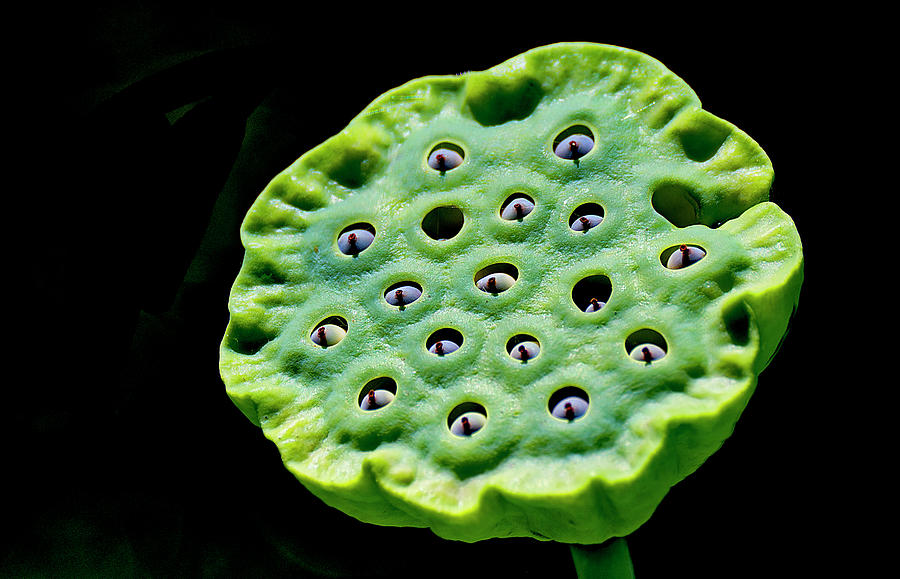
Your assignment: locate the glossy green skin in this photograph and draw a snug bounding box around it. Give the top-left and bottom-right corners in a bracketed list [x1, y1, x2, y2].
[220, 42, 803, 544]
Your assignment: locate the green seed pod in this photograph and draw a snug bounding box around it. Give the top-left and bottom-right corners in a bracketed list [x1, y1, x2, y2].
[220, 42, 803, 546]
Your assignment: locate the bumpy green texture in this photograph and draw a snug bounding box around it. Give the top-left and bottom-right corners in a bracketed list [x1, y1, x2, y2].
[220, 42, 803, 544]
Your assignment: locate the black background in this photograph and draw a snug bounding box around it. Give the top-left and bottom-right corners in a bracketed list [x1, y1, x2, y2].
[9, 5, 852, 578]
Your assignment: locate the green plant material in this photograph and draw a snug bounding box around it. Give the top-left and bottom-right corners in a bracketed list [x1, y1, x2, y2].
[571, 539, 635, 579]
[220, 42, 803, 545]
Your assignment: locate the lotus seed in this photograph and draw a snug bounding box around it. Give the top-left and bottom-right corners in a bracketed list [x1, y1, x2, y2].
[427, 148, 463, 171]
[584, 297, 605, 313]
[666, 244, 706, 269]
[360, 388, 395, 410]
[337, 228, 375, 255]
[476, 272, 516, 293]
[311, 324, 346, 347]
[384, 284, 422, 306]
[554, 134, 594, 160]
[500, 196, 535, 220]
[551, 396, 589, 421]
[570, 214, 603, 232]
[629, 343, 666, 362]
[428, 339, 460, 356]
[510, 341, 540, 361]
[450, 411, 486, 436]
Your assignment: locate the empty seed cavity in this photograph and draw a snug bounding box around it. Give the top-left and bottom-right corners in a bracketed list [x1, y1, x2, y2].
[475, 263, 518, 294]
[572, 274, 612, 313]
[427, 143, 465, 172]
[311, 316, 348, 348]
[500, 193, 535, 221]
[448, 402, 487, 437]
[358, 377, 397, 411]
[427, 328, 463, 356]
[506, 335, 540, 362]
[569, 203, 604, 232]
[652, 182, 701, 228]
[337, 223, 376, 255]
[384, 281, 423, 307]
[422, 206, 465, 241]
[553, 125, 594, 161]
[663, 244, 707, 269]
[549, 387, 589, 422]
[625, 329, 668, 363]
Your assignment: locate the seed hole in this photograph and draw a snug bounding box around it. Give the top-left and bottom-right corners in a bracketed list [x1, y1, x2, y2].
[311, 316, 348, 348]
[723, 302, 751, 347]
[422, 206, 464, 240]
[427, 143, 465, 172]
[548, 387, 589, 421]
[506, 334, 540, 362]
[553, 125, 595, 161]
[662, 244, 707, 269]
[625, 329, 668, 363]
[499, 193, 535, 221]
[652, 183, 701, 228]
[572, 275, 612, 313]
[677, 119, 730, 163]
[569, 203, 604, 232]
[474, 263, 518, 294]
[448, 402, 487, 437]
[426, 328, 463, 356]
[337, 223, 376, 255]
[358, 377, 398, 411]
[384, 281, 423, 308]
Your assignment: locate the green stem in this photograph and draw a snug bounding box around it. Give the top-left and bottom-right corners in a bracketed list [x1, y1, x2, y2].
[570, 538, 635, 579]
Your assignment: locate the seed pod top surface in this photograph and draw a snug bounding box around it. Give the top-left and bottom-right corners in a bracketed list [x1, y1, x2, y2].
[220, 42, 803, 544]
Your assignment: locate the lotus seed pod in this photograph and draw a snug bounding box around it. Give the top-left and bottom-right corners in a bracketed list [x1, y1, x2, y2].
[220, 42, 804, 548]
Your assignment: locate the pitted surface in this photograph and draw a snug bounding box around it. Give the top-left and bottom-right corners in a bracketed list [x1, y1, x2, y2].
[220, 42, 803, 543]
